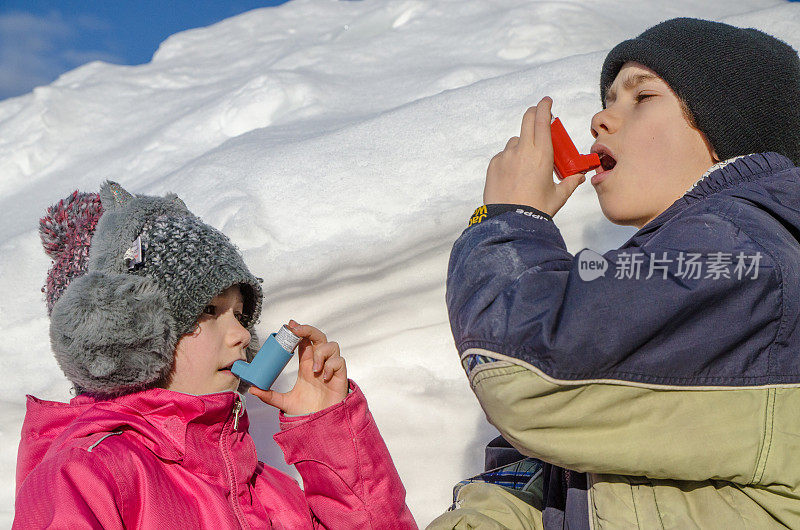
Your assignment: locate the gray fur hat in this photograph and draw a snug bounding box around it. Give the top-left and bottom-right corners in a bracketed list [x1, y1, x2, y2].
[44, 181, 263, 397]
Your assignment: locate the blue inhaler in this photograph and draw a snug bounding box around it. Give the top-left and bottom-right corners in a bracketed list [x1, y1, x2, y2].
[232, 325, 302, 390]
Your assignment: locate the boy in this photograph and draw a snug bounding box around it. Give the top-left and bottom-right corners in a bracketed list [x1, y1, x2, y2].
[430, 18, 800, 529]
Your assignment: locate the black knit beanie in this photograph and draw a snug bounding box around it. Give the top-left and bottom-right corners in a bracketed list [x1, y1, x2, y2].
[600, 18, 800, 165]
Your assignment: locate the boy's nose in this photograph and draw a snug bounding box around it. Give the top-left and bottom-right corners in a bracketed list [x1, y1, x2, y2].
[590, 108, 616, 138]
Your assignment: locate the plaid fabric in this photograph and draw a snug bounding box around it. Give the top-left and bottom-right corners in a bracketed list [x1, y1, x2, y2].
[450, 457, 544, 510]
[461, 353, 499, 374]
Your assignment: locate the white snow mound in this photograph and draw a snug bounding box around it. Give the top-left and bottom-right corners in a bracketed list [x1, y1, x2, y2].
[0, 0, 796, 525]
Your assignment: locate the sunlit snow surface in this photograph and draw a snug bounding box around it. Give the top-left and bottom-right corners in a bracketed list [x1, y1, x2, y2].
[1, 0, 797, 525]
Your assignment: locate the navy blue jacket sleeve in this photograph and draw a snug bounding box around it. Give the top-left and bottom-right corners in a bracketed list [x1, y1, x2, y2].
[446, 199, 784, 386]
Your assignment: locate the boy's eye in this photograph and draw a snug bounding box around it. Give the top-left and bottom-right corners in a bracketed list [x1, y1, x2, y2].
[635, 93, 654, 103]
[235, 312, 246, 325]
[203, 305, 216, 316]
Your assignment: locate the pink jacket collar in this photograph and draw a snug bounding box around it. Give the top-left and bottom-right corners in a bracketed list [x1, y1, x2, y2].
[17, 387, 251, 493]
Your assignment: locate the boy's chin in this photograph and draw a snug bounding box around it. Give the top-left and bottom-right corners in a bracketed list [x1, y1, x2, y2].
[599, 202, 652, 228]
[600, 197, 641, 226]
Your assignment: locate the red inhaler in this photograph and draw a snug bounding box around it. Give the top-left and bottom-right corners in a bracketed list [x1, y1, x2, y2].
[550, 116, 600, 179]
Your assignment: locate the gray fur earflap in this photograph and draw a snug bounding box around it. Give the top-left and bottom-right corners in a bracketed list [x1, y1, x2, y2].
[49, 271, 176, 397]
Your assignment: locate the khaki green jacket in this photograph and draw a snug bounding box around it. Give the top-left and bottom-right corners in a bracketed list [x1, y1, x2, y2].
[429, 352, 800, 529]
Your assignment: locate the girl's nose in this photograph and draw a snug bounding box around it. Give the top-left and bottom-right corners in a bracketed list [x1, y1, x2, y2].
[230, 316, 251, 350]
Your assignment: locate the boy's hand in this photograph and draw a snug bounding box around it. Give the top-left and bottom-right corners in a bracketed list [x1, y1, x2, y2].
[248, 320, 348, 415]
[484, 97, 586, 216]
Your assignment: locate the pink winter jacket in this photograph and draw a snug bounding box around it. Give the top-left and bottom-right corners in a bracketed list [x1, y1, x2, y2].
[13, 380, 417, 529]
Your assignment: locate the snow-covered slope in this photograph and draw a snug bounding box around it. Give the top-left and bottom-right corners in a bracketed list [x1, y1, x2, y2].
[1, 0, 797, 525]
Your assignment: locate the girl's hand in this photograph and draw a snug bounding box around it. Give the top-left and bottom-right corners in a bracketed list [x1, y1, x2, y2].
[483, 96, 586, 216]
[248, 320, 348, 415]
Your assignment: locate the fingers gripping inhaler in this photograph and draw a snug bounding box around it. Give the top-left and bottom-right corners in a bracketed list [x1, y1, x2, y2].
[550, 116, 600, 179]
[232, 325, 302, 390]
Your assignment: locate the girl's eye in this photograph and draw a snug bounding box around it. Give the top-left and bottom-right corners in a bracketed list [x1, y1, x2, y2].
[635, 93, 654, 103]
[235, 313, 246, 324]
[203, 305, 216, 316]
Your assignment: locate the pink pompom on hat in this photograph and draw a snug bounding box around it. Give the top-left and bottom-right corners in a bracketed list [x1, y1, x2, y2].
[39, 191, 103, 315]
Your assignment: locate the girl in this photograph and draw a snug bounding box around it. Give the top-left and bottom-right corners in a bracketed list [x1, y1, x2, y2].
[14, 181, 416, 529]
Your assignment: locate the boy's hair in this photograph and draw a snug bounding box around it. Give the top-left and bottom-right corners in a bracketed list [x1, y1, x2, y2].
[41, 181, 262, 397]
[600, 17, 800, 165]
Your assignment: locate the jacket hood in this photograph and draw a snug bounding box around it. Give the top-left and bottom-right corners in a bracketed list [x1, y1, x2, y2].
[16, 387, 247, 494]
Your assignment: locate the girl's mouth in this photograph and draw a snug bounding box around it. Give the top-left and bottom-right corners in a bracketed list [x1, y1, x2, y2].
[218, 368, 237, 378]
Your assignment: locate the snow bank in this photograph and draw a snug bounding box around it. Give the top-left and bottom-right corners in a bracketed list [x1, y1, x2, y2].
[1, 0, 796, 525]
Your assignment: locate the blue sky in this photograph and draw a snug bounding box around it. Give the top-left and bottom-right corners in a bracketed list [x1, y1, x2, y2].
[0, 0, 292, 101]
[2, 0, 797, 101]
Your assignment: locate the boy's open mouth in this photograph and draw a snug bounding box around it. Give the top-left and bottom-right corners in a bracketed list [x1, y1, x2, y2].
[599, 153, 617, 171]
[590, 144, 617, 174]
